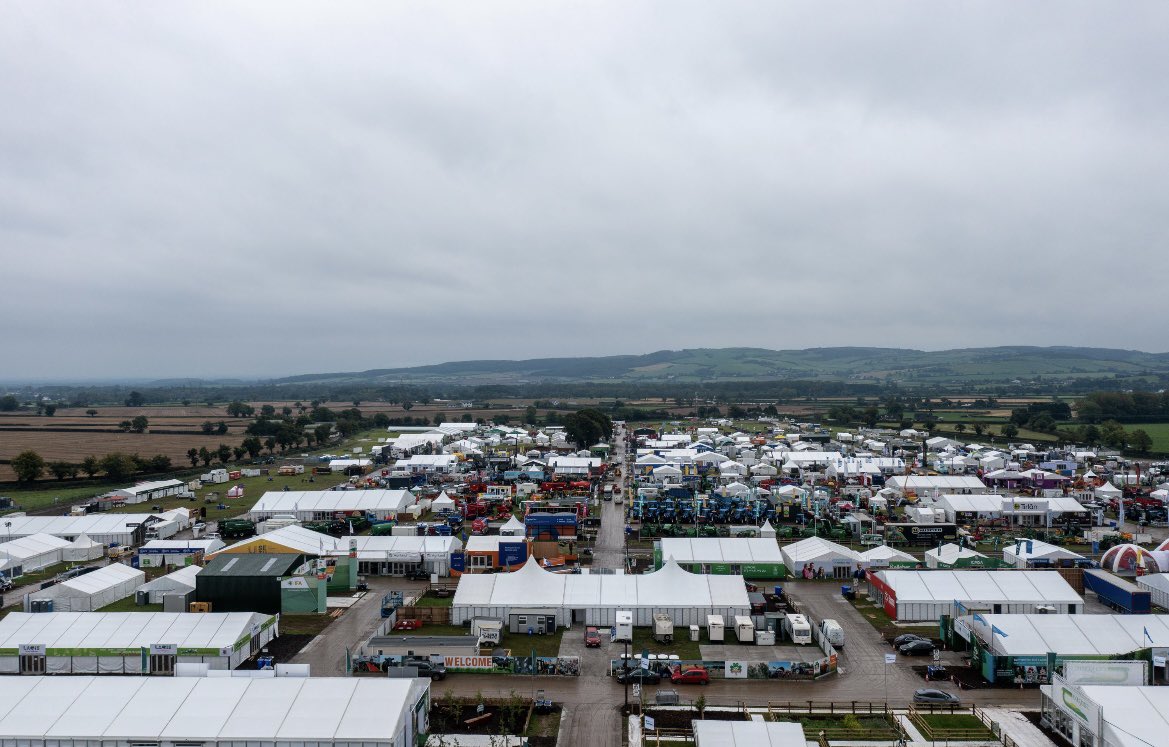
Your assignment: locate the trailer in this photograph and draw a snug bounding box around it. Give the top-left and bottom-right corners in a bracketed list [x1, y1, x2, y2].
[653, 613, 674, 643]
[614, 610, 633, 642]
[733, 615, 754, 644]
[782, 613, 812, 645]
[706, 614, 724, 642]
[1083, 568, 1152, 614]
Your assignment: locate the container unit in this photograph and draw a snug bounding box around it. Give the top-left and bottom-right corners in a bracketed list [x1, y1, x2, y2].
[733, 615, 754, 644]
[706, 614, 724, 642]
[1084, 568, 1152, 614]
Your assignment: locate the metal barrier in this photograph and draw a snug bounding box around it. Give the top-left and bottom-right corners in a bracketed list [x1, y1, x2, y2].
[908, 704, 1001, 744]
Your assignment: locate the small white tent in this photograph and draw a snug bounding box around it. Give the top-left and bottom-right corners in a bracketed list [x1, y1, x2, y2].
[63, 534, 105, 562]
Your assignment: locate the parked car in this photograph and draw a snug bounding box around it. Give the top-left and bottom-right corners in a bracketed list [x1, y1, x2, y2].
[615, 668, 661, 685]
[900, 640, 938, 656]
[892, 633, 928, 648]
[913, 688, 960, 704]
[393, 658, 447, 681]
[670, 667, 710, 685]
[584, 627, 602, 648]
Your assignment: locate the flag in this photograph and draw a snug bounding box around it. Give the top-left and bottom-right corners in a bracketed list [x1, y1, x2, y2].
[992, 624, 1009, 638]
[954, 599, 966, 613]
[348, 520, 354, 535]
[1145, 627, 1154, 644]
[972, 613, 987, 625]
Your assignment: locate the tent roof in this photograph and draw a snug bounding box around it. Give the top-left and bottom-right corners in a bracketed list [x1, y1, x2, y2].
[875, 570, 1081, 604]
[965, 613, 1169, 657]
[0, 611, 271, 651]
[0, 676, 422, 742]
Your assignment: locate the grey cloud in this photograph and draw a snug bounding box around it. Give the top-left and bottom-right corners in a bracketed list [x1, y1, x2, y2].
[2, 1, 1169, 379]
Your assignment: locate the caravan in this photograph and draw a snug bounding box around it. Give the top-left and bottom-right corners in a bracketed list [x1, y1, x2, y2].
[783, 614, 812, 645]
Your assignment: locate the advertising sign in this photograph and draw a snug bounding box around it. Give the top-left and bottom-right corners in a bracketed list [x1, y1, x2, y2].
[150, 644, 177, 655]
[18, 644, 45, 656]
[443, 655, 496, 671]
[724, 660, 747, 679]
[1052, 675, 1102, 735]
[1063, 660, 1148, 686]
[280, 577, 310, 589]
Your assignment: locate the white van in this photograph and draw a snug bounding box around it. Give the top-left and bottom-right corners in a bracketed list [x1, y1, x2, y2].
[820, 618, 845, 648]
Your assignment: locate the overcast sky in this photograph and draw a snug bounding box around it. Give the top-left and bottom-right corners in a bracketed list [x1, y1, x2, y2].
[3, 2, 1169, 380]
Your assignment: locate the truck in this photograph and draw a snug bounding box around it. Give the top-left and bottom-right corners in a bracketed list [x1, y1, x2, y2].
[1083, 568, 1152, 614]
[819, 618, 845, 648]
[653, 613, 674, 643]
[783, 614, 812, 644]
[733, 615, 754, 644]
[615, 610, 633, 642]
[706, 614, 724, 642]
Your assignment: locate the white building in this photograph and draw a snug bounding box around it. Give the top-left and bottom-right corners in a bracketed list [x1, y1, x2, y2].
[247, 489, 416, 522]
[137, 538, 226, 568]
[102, 479, 186, 504]
[692, 721, 806, 746]
[137, 564, 202, 604]
[780, 537, 861, 579]
[886, 475, 988, 497]
[1003, 538, 1086, 569]
[0, 675, 430, 747]
[0, 514, 169, 547]
[0, 611, 277, 673]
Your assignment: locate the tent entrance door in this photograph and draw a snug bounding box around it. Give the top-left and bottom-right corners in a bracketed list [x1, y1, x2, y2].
[19, 654, 45, 674]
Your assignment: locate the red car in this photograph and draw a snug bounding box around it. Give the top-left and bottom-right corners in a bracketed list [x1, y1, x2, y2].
[584, 626, 601, 647]
[671, 667, 710, 685]
[393, 619, 422, 631]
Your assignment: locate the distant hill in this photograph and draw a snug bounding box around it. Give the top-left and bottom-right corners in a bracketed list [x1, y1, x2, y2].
[263, 346, 1169, 387]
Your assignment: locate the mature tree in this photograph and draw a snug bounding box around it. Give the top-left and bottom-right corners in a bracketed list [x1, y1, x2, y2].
[43, 404, 57, 416]
[47, 461, 74, 480]
[1130, 429, 1153, 454]
[200, 421, 215, 434]
[80, 455, 100, 478]
[260, 404, 276, 417]
[226, 401, 255, 418]
[216, 444, 232, 464]
[1083, 424, 1102, 446]
[215, 421, 228, 435]
[281, 406, 293, 416]
[1101, 420, 1128, 448]
[0, 395, 18, 411]
[954, 423, 966, 433]
[11, 450, 45, 482]
[198, 446, 213, 467]
[130, 415, 149, 433]
[972, 423, 985, 436]
[264, 437, 276, 454]
[99, 453, 136, 481]
[86, 409, 98, 417]
[187, 448, 200, 466]
[242, 436, 263, 459]
[125, 390, 145, 407]
[233, 446, 245, 461]
[146, 454, 171, 472]
[314, 424, 332, 445]
[401, 401, 414, 412]
[1001, 423, 1019, 439]
[119, 420, 133, 432]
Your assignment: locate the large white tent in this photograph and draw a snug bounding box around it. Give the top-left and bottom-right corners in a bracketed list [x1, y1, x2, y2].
[0, 611, 277, 672]
[0, 675, 429, 747]
[858, 545, 918, 569]
[452, 557, 750, 627]
[248, 489, 416, 521]
[1002, 538, 1086, 569]
[29, 564, 144, 612]
[0, 534, 70, 577]
[868, 569, 1082, 621]
[692, 721, 807, 746]
[961, 613, 1169, 658]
